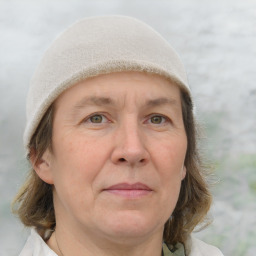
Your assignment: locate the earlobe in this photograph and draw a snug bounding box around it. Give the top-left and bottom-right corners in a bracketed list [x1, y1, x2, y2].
[181, 165, 187, 180]
[30, 148, 54, 185]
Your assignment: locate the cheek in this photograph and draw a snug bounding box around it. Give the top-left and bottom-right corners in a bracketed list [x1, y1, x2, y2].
[51, 134, 109, 195]
[55, 131, 106, 165]
[152, 136, 187, 208]
[51, 135, 111, 217]
[154, 137, 187, 175]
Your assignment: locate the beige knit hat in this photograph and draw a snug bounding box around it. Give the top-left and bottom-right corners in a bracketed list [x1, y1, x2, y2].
[24, 15, 191, 150]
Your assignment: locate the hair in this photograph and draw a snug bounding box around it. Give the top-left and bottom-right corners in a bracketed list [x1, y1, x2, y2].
[12, 83, 212, 245]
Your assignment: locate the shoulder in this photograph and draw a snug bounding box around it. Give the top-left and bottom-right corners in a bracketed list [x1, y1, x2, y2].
[185, 235, 224, 256]
[19, 228, 57, 256]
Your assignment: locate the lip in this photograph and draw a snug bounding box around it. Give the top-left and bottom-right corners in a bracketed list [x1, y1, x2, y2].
[103, 182, 153, 198]
[106, 182, 152, 190]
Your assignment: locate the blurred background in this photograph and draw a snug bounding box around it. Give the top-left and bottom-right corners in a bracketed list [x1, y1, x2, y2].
[0, 0, 255, 255]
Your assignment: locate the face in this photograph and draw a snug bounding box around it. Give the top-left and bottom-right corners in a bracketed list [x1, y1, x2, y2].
[37, 71, 187, 243]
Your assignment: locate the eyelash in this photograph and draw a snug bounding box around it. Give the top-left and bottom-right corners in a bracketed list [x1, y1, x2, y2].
[145, 114, 171, 125]
[83, 113, 110, 124]
[82, 113, 171, 126]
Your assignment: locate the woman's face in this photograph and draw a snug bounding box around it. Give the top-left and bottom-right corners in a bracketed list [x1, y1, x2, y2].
[40, 71, 187, 243]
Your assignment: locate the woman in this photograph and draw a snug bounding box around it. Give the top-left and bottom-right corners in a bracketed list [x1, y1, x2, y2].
[13, 16, 223, 256]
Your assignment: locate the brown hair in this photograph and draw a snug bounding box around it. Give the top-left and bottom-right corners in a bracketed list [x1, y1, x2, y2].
[163, 90, 212, 245]
[13, 88, 212, 244]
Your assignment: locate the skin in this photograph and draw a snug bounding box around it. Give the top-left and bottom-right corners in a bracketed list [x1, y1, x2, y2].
[33, 71, 187, 256]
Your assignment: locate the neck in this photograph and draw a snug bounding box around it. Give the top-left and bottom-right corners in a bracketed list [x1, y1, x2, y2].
[48, 225, 164, 256]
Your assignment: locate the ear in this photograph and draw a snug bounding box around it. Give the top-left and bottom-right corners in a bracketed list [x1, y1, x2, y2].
[30, 148, 54, 185]
[181, 165, 187, 180]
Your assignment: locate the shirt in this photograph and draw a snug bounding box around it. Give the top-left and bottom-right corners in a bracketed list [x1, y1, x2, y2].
[19, 229, 223, 256]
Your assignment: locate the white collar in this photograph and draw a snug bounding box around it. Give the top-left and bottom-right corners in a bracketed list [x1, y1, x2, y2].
[19, 228, 223, 256]
[19, 228, 57, 256]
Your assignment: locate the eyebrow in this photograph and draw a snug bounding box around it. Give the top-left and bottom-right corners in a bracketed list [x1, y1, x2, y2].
[73, 96, 114, 110]
[72, 96, 178, 113]
[145, 97, 178, 107]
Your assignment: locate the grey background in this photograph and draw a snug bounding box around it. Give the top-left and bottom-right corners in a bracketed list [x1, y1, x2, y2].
[0, 0, 256, 255]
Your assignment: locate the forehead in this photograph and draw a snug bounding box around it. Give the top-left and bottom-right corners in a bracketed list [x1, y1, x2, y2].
[54, 71, 182, 109]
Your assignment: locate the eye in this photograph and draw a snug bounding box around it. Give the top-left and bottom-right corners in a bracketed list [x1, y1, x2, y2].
[144, 114, 173, 127]
[146, 114, 170, 125]
[90, 114, 104, 123]
[84, 114, 109, 124]
[150, 115, 165, 124]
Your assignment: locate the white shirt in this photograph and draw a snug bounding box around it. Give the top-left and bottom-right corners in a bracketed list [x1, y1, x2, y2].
[19, 229, 224, 256]
[19, 229, 57, 256]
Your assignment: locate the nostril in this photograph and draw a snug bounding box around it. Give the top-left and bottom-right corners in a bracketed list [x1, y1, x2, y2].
[117, 158, 146, 164]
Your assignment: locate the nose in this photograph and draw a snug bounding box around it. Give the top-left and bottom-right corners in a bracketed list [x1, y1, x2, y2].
[111, 119, 149, 167]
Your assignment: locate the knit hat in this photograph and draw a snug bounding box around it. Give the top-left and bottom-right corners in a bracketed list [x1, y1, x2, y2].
[24, 15, 191, 150]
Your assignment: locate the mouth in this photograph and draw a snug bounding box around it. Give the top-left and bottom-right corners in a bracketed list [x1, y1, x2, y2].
[103, 182, 153, 198]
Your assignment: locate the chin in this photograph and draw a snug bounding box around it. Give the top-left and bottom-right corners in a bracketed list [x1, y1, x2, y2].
[99, 211, 162, 240]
